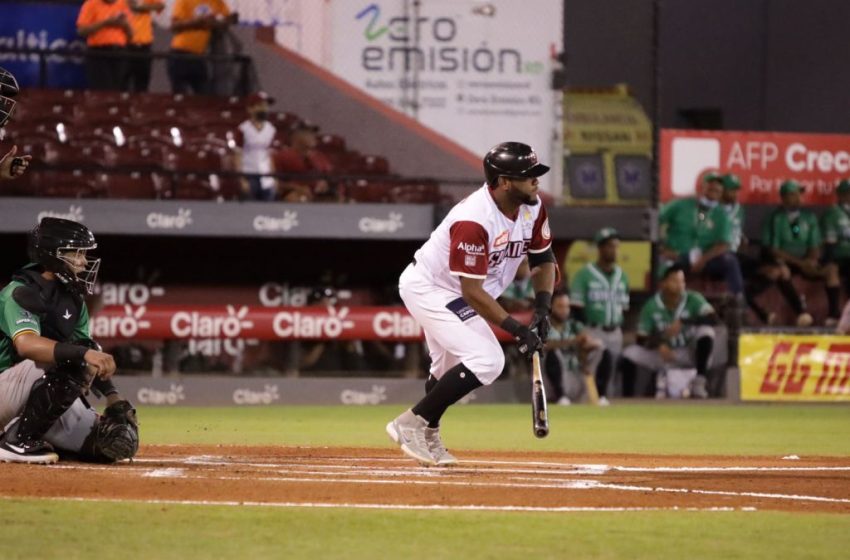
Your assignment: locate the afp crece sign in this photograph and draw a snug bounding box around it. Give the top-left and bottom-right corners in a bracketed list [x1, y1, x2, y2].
[739, 334, 850, 402]
[660, 129, 850, 204]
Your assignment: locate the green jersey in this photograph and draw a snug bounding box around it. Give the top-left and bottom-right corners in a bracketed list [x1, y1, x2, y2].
[660, 198, 732, 254]
[820, 204, 850, 260]
[761, 209, 821, 259]
[637, 291, 714, 348]
[549, 317, 585, 371]
[723, 203, 744, 252]
[0, 280, 91, 370]
[569, 263, 629, 327]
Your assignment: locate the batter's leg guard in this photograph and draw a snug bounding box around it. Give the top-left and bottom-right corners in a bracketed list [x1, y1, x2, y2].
[10, 366, 90, 444]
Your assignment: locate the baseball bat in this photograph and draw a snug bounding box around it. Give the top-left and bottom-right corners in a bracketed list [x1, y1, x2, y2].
[583, 371, 600, 405]
[531, 351, 549, 438]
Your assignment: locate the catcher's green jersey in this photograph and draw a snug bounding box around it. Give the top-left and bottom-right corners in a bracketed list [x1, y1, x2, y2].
[0, 280, 90, 370]
[723, 203, 744, 252]
[549, 317, 585, 370]
[660, 198, 732, 254]
[820, 205, 850, 260]
[569, 263, 629, 327]
[761, 209, 821, 259]
[637, 291, 714, 348]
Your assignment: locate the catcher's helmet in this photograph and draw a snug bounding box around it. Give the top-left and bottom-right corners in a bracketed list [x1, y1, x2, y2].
[0, 66, 19, 129]
[28, 217, 100, 296]
[483, 142, 550, 188]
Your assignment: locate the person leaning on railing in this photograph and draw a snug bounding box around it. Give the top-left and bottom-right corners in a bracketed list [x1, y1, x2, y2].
[169, 0, 236, 95]
[76, 0, 133, 91]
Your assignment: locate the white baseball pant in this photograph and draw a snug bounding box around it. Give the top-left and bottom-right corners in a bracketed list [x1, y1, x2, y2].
[399, 263, 505, 385]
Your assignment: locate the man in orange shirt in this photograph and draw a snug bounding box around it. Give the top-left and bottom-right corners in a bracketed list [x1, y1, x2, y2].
[77, 0, 133, 91]
[168, 0, 235, 94]
[126, 0, 165, 92]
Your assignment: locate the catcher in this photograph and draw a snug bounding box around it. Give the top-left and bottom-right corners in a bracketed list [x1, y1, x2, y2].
[0, 217, 137, 463]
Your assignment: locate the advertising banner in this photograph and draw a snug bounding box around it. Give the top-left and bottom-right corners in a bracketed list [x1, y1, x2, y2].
[660, 129, 850, 205]
[0, 1, 87, 88]
[739, 334, 850, 402]
[91, 305, 529, 342]
[329, 0, 561, 190]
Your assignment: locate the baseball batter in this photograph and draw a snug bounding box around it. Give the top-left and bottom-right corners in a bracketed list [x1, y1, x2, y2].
[387, 142, 556, 466]
[0, 218, 137, 464]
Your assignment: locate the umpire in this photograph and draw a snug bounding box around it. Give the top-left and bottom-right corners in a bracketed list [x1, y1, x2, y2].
[569, 227, 629, 397]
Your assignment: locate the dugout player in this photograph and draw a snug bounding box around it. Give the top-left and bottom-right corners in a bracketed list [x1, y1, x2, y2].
[569, 227, 628, 398]
[620, 264, 717, 399]
[0, 66, 32, 181]
[0, 218, 127, 463]
[820, 179, 850, 300]
[387, 142, 556, 466]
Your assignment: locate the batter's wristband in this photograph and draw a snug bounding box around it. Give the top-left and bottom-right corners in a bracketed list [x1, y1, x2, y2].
[500, 316, 524, 337]
[54, 342, 88, 367]
[534, 291, 552, 312]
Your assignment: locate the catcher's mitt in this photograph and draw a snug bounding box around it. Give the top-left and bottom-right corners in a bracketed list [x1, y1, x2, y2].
[93, 400, 139, 461]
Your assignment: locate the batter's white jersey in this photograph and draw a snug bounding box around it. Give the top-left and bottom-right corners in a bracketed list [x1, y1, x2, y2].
[412, 184, 552, 298]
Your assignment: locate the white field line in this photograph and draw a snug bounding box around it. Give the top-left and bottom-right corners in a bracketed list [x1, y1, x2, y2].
[0, 495, 758, 513]
[613, 466, 850, 473]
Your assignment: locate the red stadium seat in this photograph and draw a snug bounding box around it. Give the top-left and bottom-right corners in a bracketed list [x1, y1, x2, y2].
[317, 133, 346, 152]
[389, 182, 440, 203]
[360, 154, 390, 175]
[346, 180, 392, 203]
[96, 170, 165, 199]
[38, 169, 104, 198]
[170, 176, 215, 200]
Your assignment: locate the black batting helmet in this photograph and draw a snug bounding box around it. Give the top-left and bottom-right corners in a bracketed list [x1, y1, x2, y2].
[28, 217, 100, 296]
[483, 142, 550, 188]
[0, 66, 19, 129]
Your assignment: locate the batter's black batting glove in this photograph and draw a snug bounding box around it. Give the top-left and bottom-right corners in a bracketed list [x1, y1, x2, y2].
[529, 292, 552, 343]
[501, 316, 544, 358]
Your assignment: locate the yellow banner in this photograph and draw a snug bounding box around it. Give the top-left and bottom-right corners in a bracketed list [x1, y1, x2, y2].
[740, 334, 850, 401]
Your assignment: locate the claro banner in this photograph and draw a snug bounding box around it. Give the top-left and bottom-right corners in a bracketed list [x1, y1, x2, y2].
[660, 129, 850, 204]
[91, 305, 528, 342]
[739, 334, 850, 402]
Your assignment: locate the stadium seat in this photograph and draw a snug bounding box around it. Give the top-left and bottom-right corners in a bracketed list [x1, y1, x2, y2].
[318, 133, 346, 152]
[389, 182, 440, 204]
[170, 176, 215, 200]
[96, 170, 165, 199]
[38, 169, 104, 198]
[360, 154, 390, 175]
[346, 180, 392, 203]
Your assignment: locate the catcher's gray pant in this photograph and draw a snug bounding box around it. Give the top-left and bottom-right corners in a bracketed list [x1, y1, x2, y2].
[0, 360, 97, 453]
[621, 326, 715, 371]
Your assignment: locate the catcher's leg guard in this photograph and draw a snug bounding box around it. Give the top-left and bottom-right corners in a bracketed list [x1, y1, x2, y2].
[10, 365, 91, 443]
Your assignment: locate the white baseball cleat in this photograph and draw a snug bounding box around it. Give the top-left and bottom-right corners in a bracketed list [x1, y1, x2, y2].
[597, 396, 610, 407]
[0, 437, 59, 464]
[424, 427, 458, 466]
[556, 396, 571, 406]
[386, 410, 436, 466]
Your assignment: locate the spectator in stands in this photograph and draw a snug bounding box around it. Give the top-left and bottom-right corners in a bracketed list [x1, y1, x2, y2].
[169, 0, 235, 95]
[620, 264, 717, 399]
[0, 66, 31, 181]
[720, 173, 788, 325]
[660, 171, 744, 305]
[76, 0, 133, 91]
[545, 292, 607, 406]
[499, 258, 535, 312]
[821, 179, 850, 300]
[234, 91, 277, 201]
[762, 180, 841, 327]
[570, 227, 629, 399]
[126, 0, 165, 92]
[273, 120, 336, 202]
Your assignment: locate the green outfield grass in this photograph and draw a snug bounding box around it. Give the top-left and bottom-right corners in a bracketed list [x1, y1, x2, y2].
[137, 403, 850, 456]
[3, 403, 849, 559]
[3, 499, 849, 560]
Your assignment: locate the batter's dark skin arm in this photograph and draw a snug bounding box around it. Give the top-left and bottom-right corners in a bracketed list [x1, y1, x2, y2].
[460, 276, 511, 326]
[530, 262, 556, 298]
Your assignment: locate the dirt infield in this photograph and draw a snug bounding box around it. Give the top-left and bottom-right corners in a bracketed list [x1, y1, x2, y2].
[1, 446, 849, 513]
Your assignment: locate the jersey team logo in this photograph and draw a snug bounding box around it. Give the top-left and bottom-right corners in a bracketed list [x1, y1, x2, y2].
[494, 230, 509, 248]
[542, 219, 551, 240]
[456, 241, 485, 255]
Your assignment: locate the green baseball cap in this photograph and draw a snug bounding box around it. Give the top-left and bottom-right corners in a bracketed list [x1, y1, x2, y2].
[702, 170, 723, 184]
[836, 179, 850, 194]
[721, 173, 741, 190]
[594, 227, 620, 245]
[779, 180, 804, 195]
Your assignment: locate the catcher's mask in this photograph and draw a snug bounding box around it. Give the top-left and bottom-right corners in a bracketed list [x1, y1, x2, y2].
[28, 217, 101, 296]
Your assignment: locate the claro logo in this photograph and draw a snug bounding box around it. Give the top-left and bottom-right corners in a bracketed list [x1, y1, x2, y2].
[171, 305, 254, 338]
[273, 307, 355, 338]
[38, 205, 84, 223]
[233, 384, 280, 405]
[254, 210, 299, 232]
[90, 305, 151, 338]
[372, 311, 421, 337]
[359, 212, 404, 233]
[147, 208, 193, 229]
[137, 384, 185, 405]
[96, 283, 165, 305]
[340, 385, 387, 405]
